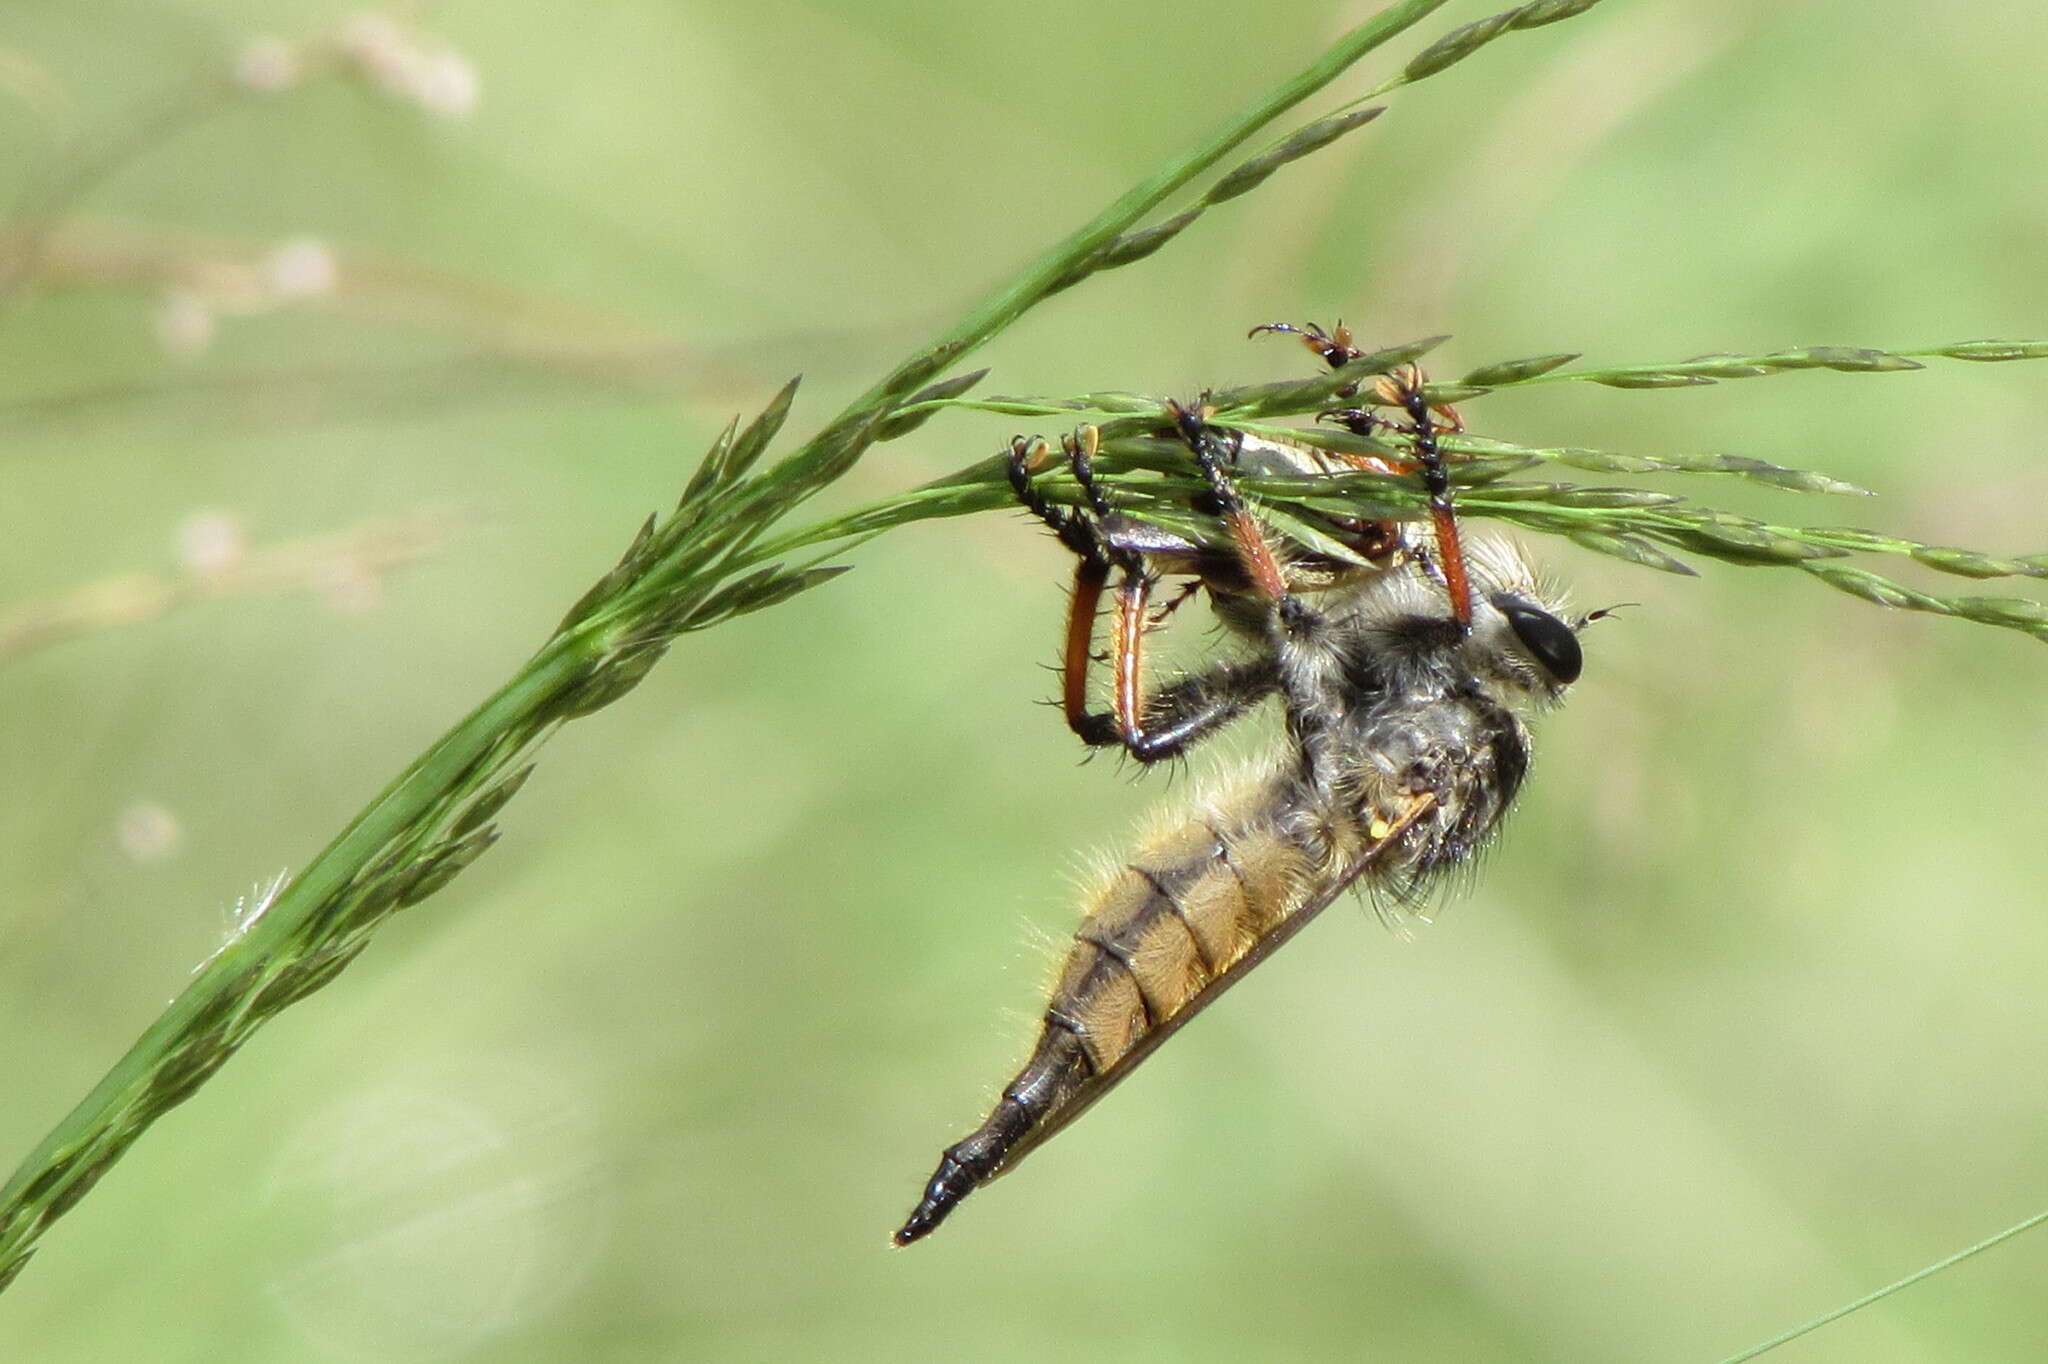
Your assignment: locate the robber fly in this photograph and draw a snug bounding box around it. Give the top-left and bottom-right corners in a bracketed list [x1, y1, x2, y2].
[892, 327, 1593, 1247]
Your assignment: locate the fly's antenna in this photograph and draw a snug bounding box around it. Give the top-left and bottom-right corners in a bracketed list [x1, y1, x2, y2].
[1577, 602, 1637, 629]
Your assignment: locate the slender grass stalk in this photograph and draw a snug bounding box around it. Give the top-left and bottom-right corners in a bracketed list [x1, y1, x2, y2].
[0, 6, 469, 312]
[1716, 1206, 2048, 1363]
[0, 75, 236, 311]
[0, 511, 450, 664]
[0, 0, 1540, 1294]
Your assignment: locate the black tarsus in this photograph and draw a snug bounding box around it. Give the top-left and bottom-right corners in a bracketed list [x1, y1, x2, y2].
[1320, 373, 1474, 631]
[1007, 435, 1109, 570]
[1168, 400, 1251, 518]
[1396, 382, 1454, 518]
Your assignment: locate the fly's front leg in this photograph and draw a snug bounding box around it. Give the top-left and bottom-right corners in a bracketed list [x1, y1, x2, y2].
[1252, 322, 1473, 627]
[1248, 319, 1364, 371]
[1250, 318, 1369, 401]
[1383, 366, 1473, 629]
[1322, 365, 1474, 631]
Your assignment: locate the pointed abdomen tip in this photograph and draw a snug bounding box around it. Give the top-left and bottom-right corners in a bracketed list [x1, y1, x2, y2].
[891, 1209, 936, 1247]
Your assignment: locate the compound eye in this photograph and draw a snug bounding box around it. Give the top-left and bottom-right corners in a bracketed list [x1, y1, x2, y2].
[1494, 595, 1582, 685]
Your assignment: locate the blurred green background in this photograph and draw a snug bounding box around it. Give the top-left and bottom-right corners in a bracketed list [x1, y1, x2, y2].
[2, 1, 2045, 1360]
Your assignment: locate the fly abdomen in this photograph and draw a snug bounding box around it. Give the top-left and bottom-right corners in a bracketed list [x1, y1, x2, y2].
[894, 778, 1315, 1246]
[890, 1026, 1090, 1247]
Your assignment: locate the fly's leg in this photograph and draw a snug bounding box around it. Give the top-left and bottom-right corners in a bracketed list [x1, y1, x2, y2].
[1321, 364, 1474, 630]
[1248, 319, 1365, 377]
[1008, 430, 1279, 763]
[1167, 401, 1346, 791]
[1166, 402, 1288, 602]
[1124, 659, 1280, 754]
[1004, 434, 1090, 552]
[1147, 579, 1203, 627]
[1382, 364, 1472, 629]
[1253, 321, 1473, 626]
[1248, 321, 1418, 562]
[1008, 434, 1118, 747]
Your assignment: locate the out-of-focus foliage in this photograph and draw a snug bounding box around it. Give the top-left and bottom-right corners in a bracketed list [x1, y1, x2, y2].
[0, 2, 2043, 1360]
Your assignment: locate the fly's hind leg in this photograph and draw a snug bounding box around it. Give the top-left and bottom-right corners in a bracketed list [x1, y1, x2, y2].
[1009, 428, 1278, 763]
[1008, 432, 1122, 749]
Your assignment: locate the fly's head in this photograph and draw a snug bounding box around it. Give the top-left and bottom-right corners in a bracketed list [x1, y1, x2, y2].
[1454, 537, 1587, 709]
